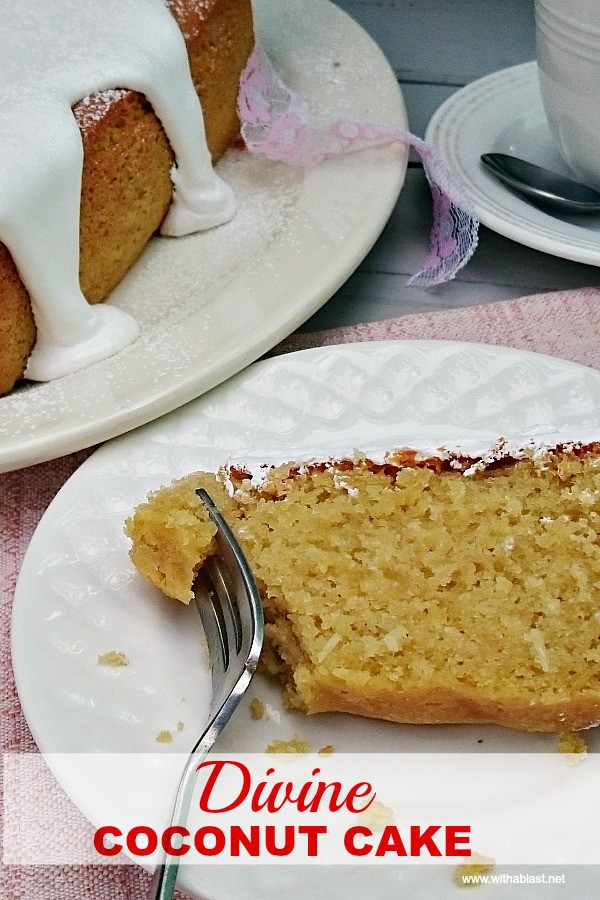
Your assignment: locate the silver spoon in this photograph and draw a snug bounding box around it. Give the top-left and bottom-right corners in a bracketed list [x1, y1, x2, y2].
[481, 152, 600, 214]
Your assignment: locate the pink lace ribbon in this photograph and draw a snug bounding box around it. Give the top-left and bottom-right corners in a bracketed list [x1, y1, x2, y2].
[237, 47, 478, 287]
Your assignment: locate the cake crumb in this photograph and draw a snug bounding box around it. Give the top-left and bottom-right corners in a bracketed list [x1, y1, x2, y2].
[454, 852, 496, 886]
[97, 650, 129, 667]
[266, 736, 309, 754]
[558, 731, 587, 764]
[318, 745, 335, 754]
[127, 446, 600, 733]
[177, 721, 185, 732]
[249, 697, 265, 720]
[156, 730, 173, 744]
[357, 799, 395, 832]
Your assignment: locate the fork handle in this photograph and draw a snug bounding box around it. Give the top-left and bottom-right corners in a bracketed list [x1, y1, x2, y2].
[148, 859, 179, 900]
[147, 745, 210, 900]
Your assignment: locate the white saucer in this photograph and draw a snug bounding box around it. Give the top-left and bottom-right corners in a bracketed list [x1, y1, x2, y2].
[425, 61, 600, 266]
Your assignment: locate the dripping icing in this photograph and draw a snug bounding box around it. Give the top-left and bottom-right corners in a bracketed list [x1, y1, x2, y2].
[0, 0, 235, 382]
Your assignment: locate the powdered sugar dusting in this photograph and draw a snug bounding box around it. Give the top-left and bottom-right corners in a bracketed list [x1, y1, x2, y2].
[111, 151, 300, 328]
[168, 0, 212, 40]
[73, 89, 128, 131]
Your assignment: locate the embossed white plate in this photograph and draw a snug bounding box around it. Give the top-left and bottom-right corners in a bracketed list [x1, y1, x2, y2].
[12, 340, 600, 899]
[425, 62, 600, 265]
[0, 0, 408, 474]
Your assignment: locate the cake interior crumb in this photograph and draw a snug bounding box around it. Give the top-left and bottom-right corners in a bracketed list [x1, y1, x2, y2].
[249, 697, 265, 720]
[357, 799, 395, 831]
[97, 650, 129, 667]
[557, 731, 588, 763]
[126, 446, 600, 733]
[454, 852, 496, 886]
[266, 736, 310, 754]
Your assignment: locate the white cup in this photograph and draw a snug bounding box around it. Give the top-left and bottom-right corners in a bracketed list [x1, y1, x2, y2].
[535, 0, 600, 188]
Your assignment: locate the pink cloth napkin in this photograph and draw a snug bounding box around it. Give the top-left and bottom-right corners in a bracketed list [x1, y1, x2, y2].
[276, 286, 600, 368]
[3, 286, 600, 899]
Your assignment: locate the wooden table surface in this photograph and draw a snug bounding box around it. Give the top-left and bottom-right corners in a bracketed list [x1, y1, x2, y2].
[300, 0, 600, 333]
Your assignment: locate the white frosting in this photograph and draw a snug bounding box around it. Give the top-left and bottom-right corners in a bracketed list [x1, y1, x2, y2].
[0, 0, 235, 382]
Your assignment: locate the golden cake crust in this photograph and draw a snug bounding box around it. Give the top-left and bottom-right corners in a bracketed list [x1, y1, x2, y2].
[0, 0, 254, 395]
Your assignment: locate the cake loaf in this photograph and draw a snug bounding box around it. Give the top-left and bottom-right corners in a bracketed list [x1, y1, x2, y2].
[125, 445, 600, 733]
[0, 0, 254, 395]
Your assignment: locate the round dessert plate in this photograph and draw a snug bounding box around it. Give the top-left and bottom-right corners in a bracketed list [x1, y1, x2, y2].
[0, 0, 408, 473]
[12, 340, 600, 900]
[425, 61, 600, 265]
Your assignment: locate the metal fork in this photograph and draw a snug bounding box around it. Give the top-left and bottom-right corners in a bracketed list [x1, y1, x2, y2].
[149, 488, 264, 900]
